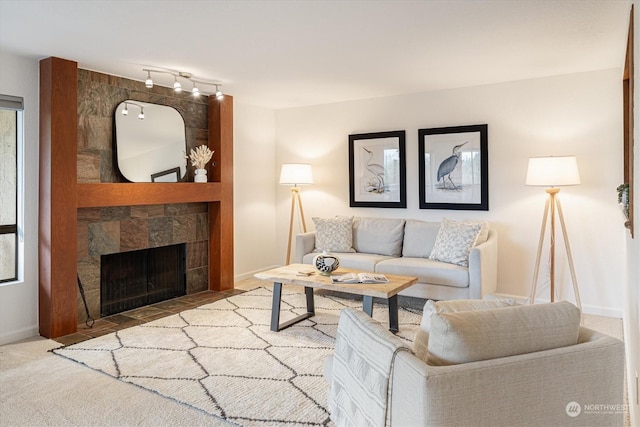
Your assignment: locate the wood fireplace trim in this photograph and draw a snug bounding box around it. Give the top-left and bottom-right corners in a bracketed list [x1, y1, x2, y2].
[39, 57, 234, 338]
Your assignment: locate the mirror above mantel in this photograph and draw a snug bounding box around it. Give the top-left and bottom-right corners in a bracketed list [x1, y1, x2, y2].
[114, 100, 187, 182]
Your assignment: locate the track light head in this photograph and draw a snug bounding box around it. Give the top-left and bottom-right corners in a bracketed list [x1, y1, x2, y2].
[122, 103, 129, 116]
[138, 107, 145, 120]
[145, 71, 153, 88]
[173, 77, 182, 92]
[215, 85, 224, 99]
[192, 82, 200, 97]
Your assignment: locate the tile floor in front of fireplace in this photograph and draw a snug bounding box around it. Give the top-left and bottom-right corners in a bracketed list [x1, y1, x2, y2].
[54, 288, 247, 346]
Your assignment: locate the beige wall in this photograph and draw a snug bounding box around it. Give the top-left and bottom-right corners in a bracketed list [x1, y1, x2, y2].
[272, 69, 626, 317]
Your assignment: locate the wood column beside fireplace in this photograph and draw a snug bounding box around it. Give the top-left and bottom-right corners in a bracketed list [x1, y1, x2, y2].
[39, 57, 234, 338]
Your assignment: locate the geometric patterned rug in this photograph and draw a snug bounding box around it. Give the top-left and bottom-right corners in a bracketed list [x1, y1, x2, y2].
[53, 287, 422, 426]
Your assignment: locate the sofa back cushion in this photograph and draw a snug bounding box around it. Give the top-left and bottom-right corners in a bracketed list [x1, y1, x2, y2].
[427, 301, 581, 366]
[352, 217, 405, 257]
[413, 299, 517, 361]
[402, 220, 441, 258]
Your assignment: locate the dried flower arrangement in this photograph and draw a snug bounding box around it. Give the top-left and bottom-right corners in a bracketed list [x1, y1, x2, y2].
[189, 145, 214, 170]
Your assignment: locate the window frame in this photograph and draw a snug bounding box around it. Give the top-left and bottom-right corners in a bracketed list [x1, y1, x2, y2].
[0, 94, 24, 284]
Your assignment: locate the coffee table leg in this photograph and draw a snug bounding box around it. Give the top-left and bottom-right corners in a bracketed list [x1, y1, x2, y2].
[388, 295, 399, 333]
[271, 283, 316, 332]
[363, 296, 374, 317]
[271, 282, 283, 332]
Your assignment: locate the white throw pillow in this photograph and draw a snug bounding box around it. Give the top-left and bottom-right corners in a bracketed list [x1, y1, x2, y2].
[413, 299, 516, 362]
[312, 216, 355, 253]
[428, 218, 485, 267]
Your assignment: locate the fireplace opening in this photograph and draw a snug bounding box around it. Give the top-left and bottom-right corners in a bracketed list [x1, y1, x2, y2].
[101, 244, 186, 317]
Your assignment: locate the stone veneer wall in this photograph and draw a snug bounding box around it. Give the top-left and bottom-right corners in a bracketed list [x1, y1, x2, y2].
[76, 70, 211, 322]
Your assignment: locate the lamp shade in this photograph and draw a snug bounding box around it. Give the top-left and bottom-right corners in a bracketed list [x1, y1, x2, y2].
[279, 163, 313, 186]
[525, 156, 581, 187]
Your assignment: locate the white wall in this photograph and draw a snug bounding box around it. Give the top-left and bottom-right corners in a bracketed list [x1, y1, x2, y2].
[0, 51, 39, 344]
[233, 101, 279, 279]
[274, 69, 626, 317]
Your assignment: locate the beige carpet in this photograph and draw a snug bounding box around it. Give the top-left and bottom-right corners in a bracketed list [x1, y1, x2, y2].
[49, 287, 421, 426]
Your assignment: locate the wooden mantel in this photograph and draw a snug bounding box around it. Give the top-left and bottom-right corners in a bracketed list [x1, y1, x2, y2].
[39, 57, 234, 338]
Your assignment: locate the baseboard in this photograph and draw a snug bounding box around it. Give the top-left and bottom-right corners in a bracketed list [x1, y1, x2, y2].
[0, 325, 39, 346]
[234, 265, 280, 282]
[490, 292, 624, 318]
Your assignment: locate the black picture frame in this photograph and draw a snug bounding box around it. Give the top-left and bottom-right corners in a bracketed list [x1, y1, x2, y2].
[349, 130, 406, 208]
[151, 167, 181, 183]
[418, 124, 488, 211]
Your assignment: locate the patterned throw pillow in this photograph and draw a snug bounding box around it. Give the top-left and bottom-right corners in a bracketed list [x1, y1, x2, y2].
[312, 216, 355, 253]
[428, 218, 484, 267]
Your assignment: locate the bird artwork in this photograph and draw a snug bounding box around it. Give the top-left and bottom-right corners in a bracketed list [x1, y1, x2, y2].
[362, 146, 386, 193]
[437, 141, 468, 190]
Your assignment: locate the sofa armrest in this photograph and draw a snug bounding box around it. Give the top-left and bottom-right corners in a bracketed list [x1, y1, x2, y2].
[294, 232, 316, 264]
[468, 228, 498, 299]
[391, 326, 625, 426]
[328, 308, 412, 427]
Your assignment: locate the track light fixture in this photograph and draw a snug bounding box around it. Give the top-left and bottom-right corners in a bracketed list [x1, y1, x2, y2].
[142, 68, 223, 98]
[121, 101, 145, 120]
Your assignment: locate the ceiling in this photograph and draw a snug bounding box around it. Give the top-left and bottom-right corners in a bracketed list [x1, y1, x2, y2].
[0, 0, 631, 110]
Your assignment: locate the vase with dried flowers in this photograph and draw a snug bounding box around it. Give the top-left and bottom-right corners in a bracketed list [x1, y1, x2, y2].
[189, 145, 214, 183]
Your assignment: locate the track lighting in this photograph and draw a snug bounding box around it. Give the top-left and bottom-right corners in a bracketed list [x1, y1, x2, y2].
[142, 68, 223, 98]
[121, 101, 145, 120]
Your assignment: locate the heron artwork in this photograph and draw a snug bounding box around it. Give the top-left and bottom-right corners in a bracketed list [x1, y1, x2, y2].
[362, 146, 386, 193]
[436, 140, 468, 190]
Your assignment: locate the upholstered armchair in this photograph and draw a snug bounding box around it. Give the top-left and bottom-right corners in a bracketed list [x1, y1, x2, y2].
[325, 301, 625, 426]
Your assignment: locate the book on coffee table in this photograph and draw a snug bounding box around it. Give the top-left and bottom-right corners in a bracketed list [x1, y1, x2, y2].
[330, 272, 389, 284]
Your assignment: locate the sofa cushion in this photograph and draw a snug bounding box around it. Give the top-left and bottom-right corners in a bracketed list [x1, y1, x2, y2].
[312, 216, 355, 253]
[402, 220, 441, 258]
[429, 218, 485, 267]
[426, 301, 581, 366]
[375, 257, 469, 288]
[413, 299, 517, 361]
[352, 217, 405, 256]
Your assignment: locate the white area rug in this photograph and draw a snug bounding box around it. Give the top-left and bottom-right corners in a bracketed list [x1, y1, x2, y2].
[54, 287, 422, 426]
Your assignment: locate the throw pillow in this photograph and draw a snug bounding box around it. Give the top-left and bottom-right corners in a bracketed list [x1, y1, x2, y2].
[428, 218, 484, 267]
[312, 216, 355, 253]
[413, 299, 517, 362]
[426, 301, 581, 366]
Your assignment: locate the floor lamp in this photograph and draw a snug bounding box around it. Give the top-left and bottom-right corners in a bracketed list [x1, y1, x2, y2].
[526, 156, 582, 312]
[280, 163, 313, 265]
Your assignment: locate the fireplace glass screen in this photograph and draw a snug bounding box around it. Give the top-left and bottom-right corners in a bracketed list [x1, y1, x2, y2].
[101, 244, 186, 317]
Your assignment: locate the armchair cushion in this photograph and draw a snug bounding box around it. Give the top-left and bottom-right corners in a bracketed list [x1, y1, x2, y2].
[413, 298, 517, 361]
[427, 301, 581, 366]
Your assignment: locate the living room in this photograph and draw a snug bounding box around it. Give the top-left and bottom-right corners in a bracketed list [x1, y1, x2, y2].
[0, 1, 638, 425]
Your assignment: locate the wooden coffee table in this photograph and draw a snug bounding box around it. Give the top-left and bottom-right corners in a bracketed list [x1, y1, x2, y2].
[254, 263, 417, 333]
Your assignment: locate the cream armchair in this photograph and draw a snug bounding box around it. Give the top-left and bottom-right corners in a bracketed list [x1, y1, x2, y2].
[325, 302, 625, 427]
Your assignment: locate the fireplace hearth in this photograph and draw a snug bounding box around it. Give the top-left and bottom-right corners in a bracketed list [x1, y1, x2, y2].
[101, 244, 186, 317]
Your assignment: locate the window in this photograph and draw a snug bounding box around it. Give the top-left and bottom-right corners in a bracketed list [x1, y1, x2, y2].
[0, 95, 23, 283]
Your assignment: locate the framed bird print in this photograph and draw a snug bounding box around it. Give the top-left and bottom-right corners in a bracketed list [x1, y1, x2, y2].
[349, 130, 406, 208]
[418, 124, 488, 210]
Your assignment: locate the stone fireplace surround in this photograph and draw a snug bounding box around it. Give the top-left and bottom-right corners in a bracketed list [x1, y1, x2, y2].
[75, 69, 212, 323]
[39, 57, 234, 338]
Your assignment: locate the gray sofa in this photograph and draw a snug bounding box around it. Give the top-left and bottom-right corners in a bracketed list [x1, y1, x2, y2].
[295, 217, 498, 301]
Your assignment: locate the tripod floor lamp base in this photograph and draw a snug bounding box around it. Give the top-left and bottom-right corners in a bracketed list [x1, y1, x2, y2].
[526, 156, 582, 312]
